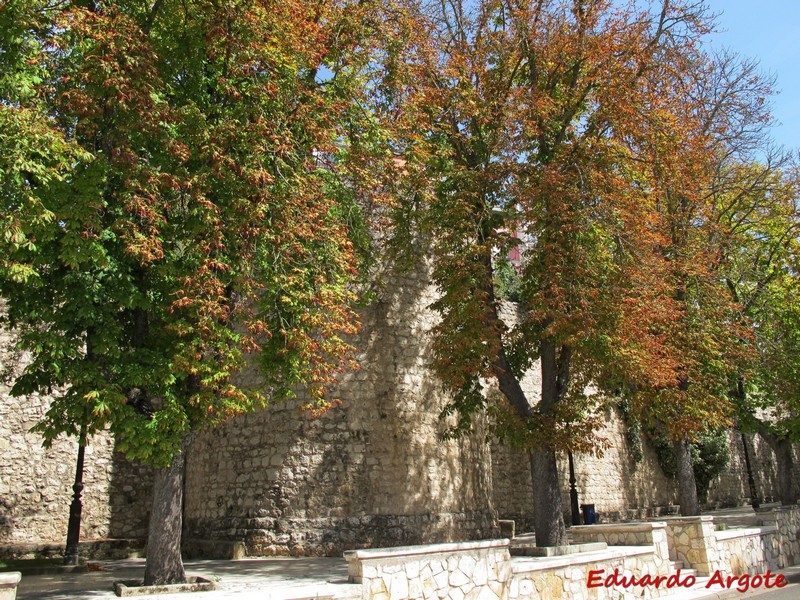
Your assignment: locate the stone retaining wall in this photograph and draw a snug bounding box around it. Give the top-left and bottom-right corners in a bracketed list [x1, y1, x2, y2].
[509, 546, 672, 600]
[660, 509, 800, 577]
[345, 539, 511, 600]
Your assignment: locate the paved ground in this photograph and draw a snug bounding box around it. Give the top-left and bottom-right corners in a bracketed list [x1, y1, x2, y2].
[14, 557, 360, 600]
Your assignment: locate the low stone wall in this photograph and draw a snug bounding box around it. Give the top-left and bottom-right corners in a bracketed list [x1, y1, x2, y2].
[765, 506, 800, 568]
[0, 572, 20, 600]
[570, 522, 671, 571]
[510, 546, 672, 600]
[661, 508, 800, 577]
[344, 539, 511, 600]
[715, 527, 778, 576]
[345, 537, 680, 600]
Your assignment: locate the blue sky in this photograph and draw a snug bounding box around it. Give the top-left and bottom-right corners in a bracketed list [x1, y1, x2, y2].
[704, 0, 800, 152]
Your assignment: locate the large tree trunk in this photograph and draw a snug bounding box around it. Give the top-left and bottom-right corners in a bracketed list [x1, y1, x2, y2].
[532, 338, 568, 546]
[144, 443, 187, 586]
[674, 437, 700, 516]
[530, 448, 566, 546]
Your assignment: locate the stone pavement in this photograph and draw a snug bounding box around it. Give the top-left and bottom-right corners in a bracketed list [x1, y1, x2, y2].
[14, 557, 360, 600]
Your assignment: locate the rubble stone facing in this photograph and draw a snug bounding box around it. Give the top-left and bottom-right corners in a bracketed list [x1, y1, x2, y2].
[660, 516, 719, 576]
[663, 508, 800, 576]
[0, 302, 150, 549]
[344, 539, 512, 600]
[509, 545, 672, 600]
[569, 522, 672, 575]
[344, 536, 675, 600]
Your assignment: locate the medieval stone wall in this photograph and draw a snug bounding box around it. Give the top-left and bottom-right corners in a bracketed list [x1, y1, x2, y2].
[0, 306, 151, 548]
[182, 260, 498, 556]
[3, 263, 800, 556]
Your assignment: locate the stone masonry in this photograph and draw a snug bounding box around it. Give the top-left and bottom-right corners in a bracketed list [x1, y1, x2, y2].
[2, 257, 799, 556]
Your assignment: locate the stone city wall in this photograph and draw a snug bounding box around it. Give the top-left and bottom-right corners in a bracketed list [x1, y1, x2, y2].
[182, 260, 498, 556]
[0, 305, 150, 551]
[2, 254, 800, 556]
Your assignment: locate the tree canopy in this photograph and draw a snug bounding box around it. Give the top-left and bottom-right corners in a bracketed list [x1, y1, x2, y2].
[376, 0, 796, 541]
[0, 0, 386, 583]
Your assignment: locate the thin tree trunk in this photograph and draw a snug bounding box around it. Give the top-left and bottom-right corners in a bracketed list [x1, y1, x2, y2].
[674, 437, 700, 516]
[775, 440, 794, 505]
[144, 442, 187, 586]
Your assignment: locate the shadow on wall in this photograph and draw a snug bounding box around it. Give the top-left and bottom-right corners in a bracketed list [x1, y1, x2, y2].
[180, 258, 497, 557]
[107, 449, 152, 544]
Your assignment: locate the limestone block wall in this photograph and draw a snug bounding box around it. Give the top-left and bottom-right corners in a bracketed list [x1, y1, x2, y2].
[706, 429, 800, 506]
[182, 260, 497, 556]
[491, 407, 678, 531]
[491, 406, 797, 530]
[0, 306, 151, 548]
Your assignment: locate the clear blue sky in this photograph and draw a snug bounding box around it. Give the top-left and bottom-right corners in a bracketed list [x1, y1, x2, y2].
[704, 0, 800, 152]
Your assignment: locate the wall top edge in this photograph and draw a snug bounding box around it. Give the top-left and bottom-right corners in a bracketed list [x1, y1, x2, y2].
[343, 538, 510, 560]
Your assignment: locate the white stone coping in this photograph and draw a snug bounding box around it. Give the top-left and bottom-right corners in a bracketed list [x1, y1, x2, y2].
[510, 546, 656, 573]
[571, 522, 667, 534]
[0, 572, 21, 587]
[659, 515, 715, 523]
[714, 526, 778, 542]
[343, 538, 510, 562]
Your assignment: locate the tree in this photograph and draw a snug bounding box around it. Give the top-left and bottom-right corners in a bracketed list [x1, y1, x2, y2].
[687, 49, 800, 506]
[380, 0, 738, 543]
[0, 0, 380, 584]
[719, 161, 800, 504]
